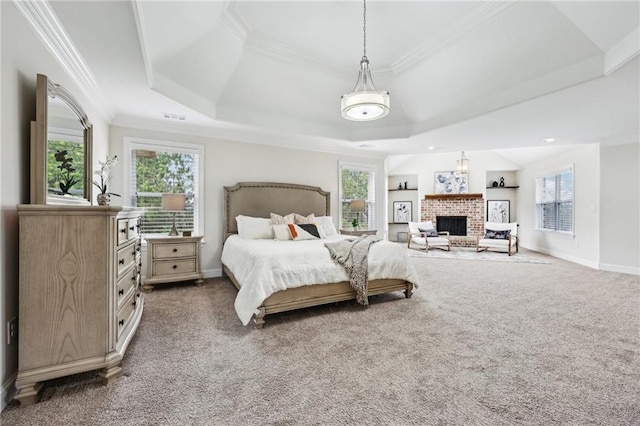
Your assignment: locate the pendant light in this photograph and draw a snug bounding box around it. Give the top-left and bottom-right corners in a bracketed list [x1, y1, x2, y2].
[457, 151, 469, 174]
[341, 0, 390, 121]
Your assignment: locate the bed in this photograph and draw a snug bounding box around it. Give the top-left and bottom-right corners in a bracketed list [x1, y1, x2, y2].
[221, 182, 416, 328]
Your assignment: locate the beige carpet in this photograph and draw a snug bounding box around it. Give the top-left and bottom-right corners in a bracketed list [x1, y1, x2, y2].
[2, 252, 639, 425]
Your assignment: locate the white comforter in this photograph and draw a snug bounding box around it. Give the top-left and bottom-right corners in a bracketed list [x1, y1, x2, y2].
[221, 235, 417, 325]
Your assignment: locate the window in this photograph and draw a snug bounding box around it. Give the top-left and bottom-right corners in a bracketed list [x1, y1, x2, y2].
[535, 167, 573, 234]
[339, 163, 376, 229]
[125, 139, 203, 236]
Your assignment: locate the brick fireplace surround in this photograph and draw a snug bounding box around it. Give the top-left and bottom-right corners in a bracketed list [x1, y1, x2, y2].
[421, 193, 484, 247]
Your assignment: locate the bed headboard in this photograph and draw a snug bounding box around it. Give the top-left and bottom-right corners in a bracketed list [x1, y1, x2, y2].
[223, 182, 331, 241]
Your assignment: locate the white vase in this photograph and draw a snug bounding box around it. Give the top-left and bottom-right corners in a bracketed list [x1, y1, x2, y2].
[97, 193, 110, 206]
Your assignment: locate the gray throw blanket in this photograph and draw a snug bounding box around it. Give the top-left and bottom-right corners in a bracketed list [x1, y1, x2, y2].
[324, 235, 381, 305]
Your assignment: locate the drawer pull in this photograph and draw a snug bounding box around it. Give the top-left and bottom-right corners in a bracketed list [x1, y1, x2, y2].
[132, 300, 137, 308]
[172, 265, 178, 269]
[131, 276, 136, 281]
[119, 259, 125, 265]
[119, 289, 124, 295]
[129, 226, 135, 231]
[173, 248, 178, 252]
[119, 319, 124, 326]
[120, 229, 126, 234]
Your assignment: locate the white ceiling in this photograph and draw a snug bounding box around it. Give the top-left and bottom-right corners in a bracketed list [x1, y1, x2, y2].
[42, 0, 639, 161]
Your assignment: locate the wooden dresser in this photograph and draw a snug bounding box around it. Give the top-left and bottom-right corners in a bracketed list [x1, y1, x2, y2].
[143, 235, 204, 291]
[15, 205, 144, 405]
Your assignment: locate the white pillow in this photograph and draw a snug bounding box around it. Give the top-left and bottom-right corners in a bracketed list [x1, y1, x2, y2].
[270, 212, 295, 225]
[272, 224, 292, 240]
[235, 215, 273, 239]
[315, 216, 338, 237]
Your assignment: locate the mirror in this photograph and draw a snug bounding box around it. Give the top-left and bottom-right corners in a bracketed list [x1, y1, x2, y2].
[31, 73, 93, 205]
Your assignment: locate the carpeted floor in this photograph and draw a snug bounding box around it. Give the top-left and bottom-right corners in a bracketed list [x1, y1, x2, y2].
[2, 253, 639, 425]
[407, 246, 551, 264]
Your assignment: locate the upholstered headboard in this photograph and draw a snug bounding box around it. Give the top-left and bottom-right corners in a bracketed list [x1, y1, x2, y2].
[223, 182, 330, 241]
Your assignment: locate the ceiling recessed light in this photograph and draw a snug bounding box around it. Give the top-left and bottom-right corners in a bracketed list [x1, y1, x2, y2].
[542, 138, 555, 143]
[427, 146, 437, 150]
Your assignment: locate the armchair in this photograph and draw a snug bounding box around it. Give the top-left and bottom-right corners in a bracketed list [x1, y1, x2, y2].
[477, 222, 519, 256]
[407, 221, 450, 252]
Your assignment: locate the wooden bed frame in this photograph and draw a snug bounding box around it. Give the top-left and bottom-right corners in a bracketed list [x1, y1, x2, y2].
[222, 182, 413, 329]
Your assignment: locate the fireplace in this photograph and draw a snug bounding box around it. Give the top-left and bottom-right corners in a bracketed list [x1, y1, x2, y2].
[437, 216, 467, 236]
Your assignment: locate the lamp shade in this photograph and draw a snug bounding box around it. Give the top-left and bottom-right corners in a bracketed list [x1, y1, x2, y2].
[162, 193, 185, 211]
[350, 199, 366, 213]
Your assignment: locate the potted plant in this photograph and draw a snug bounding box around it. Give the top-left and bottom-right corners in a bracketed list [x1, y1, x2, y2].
[54, 150, 80, 195]
[93, 155, 120, 206]
[351, 218, 359, 229]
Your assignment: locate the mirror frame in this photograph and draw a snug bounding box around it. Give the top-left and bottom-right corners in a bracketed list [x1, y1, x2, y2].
[31, 73, 93, 205]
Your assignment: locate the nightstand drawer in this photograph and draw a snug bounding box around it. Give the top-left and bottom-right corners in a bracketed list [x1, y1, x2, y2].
[152, 259, 196, 276]
[153, 243, 196, 259]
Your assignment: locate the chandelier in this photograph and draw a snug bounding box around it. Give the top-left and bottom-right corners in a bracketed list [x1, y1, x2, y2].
[340, 0, 389, 121]
[457, 151, 469, 174]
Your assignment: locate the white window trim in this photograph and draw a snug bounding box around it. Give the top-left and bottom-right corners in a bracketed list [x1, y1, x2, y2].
[534, 164, 575, 237]
[123, 137, 205, 239]
[338, 161, 380, 231]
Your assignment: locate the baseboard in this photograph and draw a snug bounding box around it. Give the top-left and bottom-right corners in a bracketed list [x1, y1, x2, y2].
[520, 244, 600, 269]
[598, 263, 640, 276]
[203, 268, 222, 279]
[1, 372, 16, 412]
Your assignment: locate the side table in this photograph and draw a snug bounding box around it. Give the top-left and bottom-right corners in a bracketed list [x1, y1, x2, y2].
[143, 235, 204, 291]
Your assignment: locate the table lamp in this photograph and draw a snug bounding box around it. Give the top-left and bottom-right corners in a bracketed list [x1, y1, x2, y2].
[162, 193, 185, 236]
[350, 199, 365, 229]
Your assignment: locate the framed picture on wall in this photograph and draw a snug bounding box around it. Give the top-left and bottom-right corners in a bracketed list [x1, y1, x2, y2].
[434, 171, 468, 194]
[393, 201, 412, 223]
[487, 200, 510, 223]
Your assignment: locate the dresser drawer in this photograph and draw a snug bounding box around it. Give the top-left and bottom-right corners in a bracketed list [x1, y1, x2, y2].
[153, 242, 196, 259]
[117, 218, 140, 245]
[116, 292, 137, 339]
[116, 268, 137, 309]
[116, 241, 137, 278]
[152, 259, 196, 277]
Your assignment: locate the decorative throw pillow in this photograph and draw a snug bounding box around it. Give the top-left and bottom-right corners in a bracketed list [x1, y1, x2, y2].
[270, 212, 295, 225]
[271, 224, 292, 240]
[484, 229, 511, 240]
[315, 216, 338, 237]
[294, 213, 316, 224]
[287, 223, 320, 240]
[236, 215, 273, 239]
[419, 228, 439, 237]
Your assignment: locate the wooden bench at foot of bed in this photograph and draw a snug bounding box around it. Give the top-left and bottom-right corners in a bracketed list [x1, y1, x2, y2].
[223, 265, 413, 329]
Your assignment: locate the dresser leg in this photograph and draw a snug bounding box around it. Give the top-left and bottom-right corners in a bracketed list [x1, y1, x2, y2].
[195, 278, 204, 287]
[14, 382, 43, 406]
[99, 365, 122, 385]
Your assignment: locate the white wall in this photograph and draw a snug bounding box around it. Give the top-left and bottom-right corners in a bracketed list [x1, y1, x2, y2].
[0, 2, 110, 410]
[517, 143, 601, 268]
[108, 126, 386, 276]
[599, 142, 640, 274]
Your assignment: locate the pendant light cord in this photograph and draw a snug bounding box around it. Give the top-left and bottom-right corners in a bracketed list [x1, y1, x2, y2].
[363, 0, 367, 58]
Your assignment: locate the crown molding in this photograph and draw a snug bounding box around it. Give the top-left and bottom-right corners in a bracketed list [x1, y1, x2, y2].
[12, 0, 114, 120]
[220, 3, 250, 43]
[391, 1, 519, 75]
[131, 0, 154, 88]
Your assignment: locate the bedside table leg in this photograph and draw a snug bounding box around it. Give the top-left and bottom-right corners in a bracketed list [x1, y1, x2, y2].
[142, 284, 153, 292]
[195, 278, 204, 287]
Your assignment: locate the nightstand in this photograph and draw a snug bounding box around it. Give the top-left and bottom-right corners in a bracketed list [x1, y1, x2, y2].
[340, 229, 378, 236]
[143, 235, 204, 291]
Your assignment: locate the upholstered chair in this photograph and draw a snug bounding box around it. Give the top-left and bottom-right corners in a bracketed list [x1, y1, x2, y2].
[407, 221, 450, 252]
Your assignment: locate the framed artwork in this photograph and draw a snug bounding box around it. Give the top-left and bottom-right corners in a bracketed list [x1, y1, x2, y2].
[393, 201, 412, 223]
[434, 171, 468, 194]
[487, 200, 510, 223]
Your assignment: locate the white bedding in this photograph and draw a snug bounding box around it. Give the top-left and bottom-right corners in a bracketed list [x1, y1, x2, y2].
[221, 235, 417, 325]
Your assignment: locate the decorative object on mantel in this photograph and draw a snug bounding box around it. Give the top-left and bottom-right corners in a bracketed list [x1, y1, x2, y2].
[434, 171, 468, 194]
[93, 155, 120, 206]
[162, 193, 186, 236]
[499, 177, 505, 187]
[340, 0, 390, 121]
[456, 151, 469, 174]
[492, 181, 498, 187]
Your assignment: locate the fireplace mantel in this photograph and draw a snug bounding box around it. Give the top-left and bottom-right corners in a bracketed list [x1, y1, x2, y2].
[424, 193, 483, 200]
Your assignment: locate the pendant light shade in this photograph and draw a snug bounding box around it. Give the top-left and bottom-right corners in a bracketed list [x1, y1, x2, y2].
[341, 0, 389, 121]
[457, 151, 469, 174]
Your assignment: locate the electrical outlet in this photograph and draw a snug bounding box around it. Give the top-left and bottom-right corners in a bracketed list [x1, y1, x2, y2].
[7, 317, 17, 345]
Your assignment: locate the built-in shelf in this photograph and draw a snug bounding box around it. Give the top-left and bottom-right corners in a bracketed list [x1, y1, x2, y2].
[389, 188, 418, 191]
[486, 186, 519, 189]
[389, 222, 409, 225]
